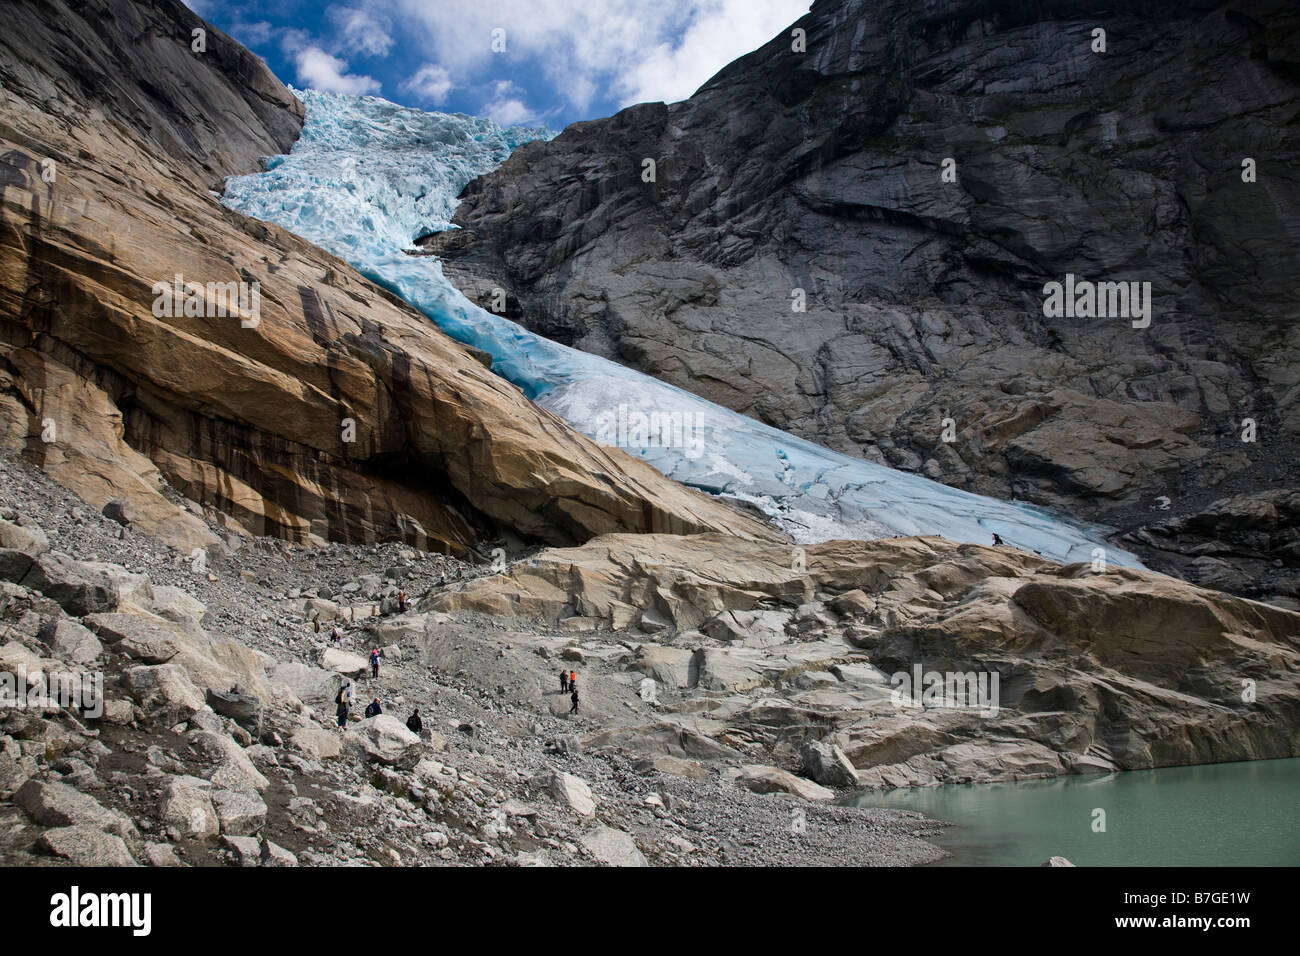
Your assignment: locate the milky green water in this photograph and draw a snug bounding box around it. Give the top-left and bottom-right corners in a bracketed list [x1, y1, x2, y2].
[850, 758, 1300, 866]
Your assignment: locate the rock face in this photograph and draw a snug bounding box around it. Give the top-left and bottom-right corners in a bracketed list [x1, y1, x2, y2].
[0, 0, 776, 559]
[430, 532, 1300, 788]
[427, 0, 1300, 598]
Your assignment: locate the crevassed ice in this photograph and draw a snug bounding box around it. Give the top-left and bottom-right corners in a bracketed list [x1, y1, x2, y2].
[222, 89, 1144, 568]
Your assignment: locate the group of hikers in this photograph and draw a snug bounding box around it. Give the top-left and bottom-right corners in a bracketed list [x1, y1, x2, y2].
[334, 680, 423, 735]
[559, 669, 580, 714]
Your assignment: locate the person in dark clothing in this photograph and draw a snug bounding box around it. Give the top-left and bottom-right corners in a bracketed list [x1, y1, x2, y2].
[570, 688, 579, 714]
[991, 533, 1004, 547]
[370, 647, 380, 679]
[398, 592, 407, 613]
[364, 698, 382, 718]
[336, 699, 349, 731]
[406, 709, 422, 734]
[560, 669, 569, 693]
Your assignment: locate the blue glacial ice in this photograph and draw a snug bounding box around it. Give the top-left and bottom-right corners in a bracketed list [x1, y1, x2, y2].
[222, 89, 1143, 568]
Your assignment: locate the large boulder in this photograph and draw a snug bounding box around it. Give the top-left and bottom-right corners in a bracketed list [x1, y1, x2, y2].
[288, 725, 342, 760]
[36, 619, 103, 664]
[801, 739, 861, 789]
[19, 552, 119, 616]
[151, 586, 207, 626]
[0, 519, 48, 555]
[736, 765, 836, 803]
[120, 663, 205, 725]
[210, 788, 267, 836]
[321, 649, 369, 679]
[37, 826, 137, 866]
[14, 779, 137, 838]
[187, 731, 270, 791]
[270, 661, 339, 702]
[343, 714, 423, 769]
[539, 770, 597, 817]
[85, 611, 182, 664]
[157, 776, 219, 838]
[580, 826, 648, 867]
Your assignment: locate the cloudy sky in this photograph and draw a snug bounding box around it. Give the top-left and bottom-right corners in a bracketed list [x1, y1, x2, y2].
[184, 0, 810, 129]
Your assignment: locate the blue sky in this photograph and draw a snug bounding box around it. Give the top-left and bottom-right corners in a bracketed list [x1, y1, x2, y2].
[184, 0, 810, 131]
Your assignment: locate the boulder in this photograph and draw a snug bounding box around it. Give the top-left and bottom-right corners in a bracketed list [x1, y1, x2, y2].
[205, 688, 263, 734]
[736, 765, 836, 802]
[187, 731, 270, 791]
[321, 649, 369, 678]
[85, 611, 181, 664]
[14, 779, 137, 838]
[37, 825, 137, 866]
[101, 499, 133, 526]
[157, 776, 219, 838]
[19, 552, 119, 615]
[121, 664, 205, 724]
[269, 661, 338, 702]
[210, 788, 267, 836]
[580, 826, 648, 867]
[541, 771, 597, 817]
[343, 715, 424, 769]
[36, 619, 103, 664]
[151, 586, 207, 625]
[800, 739, 861, 789]
[0, 548, 35, 583]
[0, 519, 49, 555]
[289, 725, 342, 760]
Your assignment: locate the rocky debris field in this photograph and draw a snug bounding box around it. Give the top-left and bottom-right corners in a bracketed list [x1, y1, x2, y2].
[0, 451, 945, 867]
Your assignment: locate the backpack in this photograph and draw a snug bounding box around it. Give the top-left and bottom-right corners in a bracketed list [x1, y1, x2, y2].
[336, 686, 348, 706]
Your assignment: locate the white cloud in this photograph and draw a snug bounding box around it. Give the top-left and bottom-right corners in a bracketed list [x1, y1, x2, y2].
[292, 46, 383, 95]
[617, 0, 810, 106]
[485, 97, 537, 126]
[327, 5, 395, 57]
[387, 0, 809, 113]
[400, 64, 454, 104]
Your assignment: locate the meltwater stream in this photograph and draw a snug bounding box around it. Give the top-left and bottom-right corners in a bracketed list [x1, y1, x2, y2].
[223, 90, 1143, 565]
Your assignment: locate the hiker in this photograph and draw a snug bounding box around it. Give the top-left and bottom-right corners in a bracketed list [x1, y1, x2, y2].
[335, 682, 351, 730]
[406, 709, 422, 734]
[312, 614, 321, 634]
[398, 591, 407, 613]
[570, 688, 579, 714]
[992, 533, 1004, 547]
[457, 563, 463, 579]
[560, 669, 569, 693]
[331, 626, 341, 647]
[439, 572, 446, 586]
[569, 670, 576, 691]
[364, 698, 382, 718]
[370, 647, 380, 679]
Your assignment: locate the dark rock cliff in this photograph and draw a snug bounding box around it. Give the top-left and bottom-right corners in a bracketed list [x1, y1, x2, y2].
[426, 0, 1300, 600]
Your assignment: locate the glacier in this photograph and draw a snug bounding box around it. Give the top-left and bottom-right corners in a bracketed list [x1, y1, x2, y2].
[222, 89, 1144, 568]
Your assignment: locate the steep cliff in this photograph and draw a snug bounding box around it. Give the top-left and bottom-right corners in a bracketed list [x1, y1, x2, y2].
[0, 0, 777, 556]
[426, 0, 1300, 599]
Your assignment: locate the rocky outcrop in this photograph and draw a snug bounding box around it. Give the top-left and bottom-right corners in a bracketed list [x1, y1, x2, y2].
[427, 0, 1300, 597]
[428, 531, 1300, 787]
[0, 0, 776, 558]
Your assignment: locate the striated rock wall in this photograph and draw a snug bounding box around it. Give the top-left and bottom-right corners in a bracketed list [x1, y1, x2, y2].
[0, 0, 778, 556]
[428, 532, 1300, 785]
